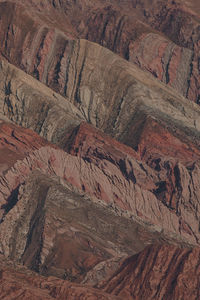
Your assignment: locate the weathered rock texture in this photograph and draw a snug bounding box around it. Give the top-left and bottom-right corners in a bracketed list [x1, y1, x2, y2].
[1, 46, 200, 147]
[0, 0, 199, 102]
[0, 255, 121, 300]
[101, 243, 200, 300]
[0, 121, 200, 251]
[0, 121, 51, 173]
[0, 59, 84, 147]
[0, 170, 165, 283]
[0, 0, 200, 299]
[0, 145, 182, 242]
[66, 122, 200, 246]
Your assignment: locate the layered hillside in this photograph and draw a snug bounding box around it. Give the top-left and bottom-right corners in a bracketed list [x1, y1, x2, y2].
[0, 0, 199, 102]
[101, 244, 200, 300]
[0, 0, 199, 299]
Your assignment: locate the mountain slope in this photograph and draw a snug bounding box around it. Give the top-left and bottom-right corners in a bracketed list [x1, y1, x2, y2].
[0, 0, 199, 102]
[0, 0, 199, 299]
[101, 244, 200, 300]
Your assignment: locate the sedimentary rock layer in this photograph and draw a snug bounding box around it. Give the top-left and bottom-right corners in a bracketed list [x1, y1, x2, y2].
[1, 46, 200, 149]
[101, 244, 200, 300]
[0, 1, 199, 299]
[0, 255, 121, 300]
[0, 0, 199, 102]
[0, 171, 166, 283]
[0, 134, 199, 249]
[0, 121, 52, 173]
[1, 54, 200, 247]
[0, 40, 200, 297]
[66, 122, 200, 246]
[0, 59, 84, 146]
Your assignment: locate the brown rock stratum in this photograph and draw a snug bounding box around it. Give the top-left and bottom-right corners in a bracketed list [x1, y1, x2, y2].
[0, 0, 199, 102]
[101, 244, 200, 300]
[0, 255, 121, 300]
[0, 0, 199, 299]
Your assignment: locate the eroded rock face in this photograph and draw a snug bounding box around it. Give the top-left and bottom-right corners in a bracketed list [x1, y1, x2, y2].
[0, 135, 198, 291]
[0, 171, 164, 283]
[1, 47, 200, 149]
[0, 146, 177, 240]
[101, 244, 200, 300]
[0, 1, 200, 299]
[0, 59, 84, 146]
[0, 0, 199, 103]
[0, 121, 52, 173]
[65, 121, 200, 245]
[128, 32, 193, 97]
[0, 255, 121, 300]
[1, 120, 200, 252]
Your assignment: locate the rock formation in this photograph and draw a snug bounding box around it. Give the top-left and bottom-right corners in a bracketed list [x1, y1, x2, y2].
[0, 254, 120, 300]
[0, 0, 199, 299]
[101, 244, 200, 300]
[0, 0, 199, 102]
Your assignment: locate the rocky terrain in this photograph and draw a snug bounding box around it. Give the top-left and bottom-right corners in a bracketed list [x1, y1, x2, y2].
[101, 244, 200, 300]
[0, 0, 199, 102]
[0, 0, 199, 299]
